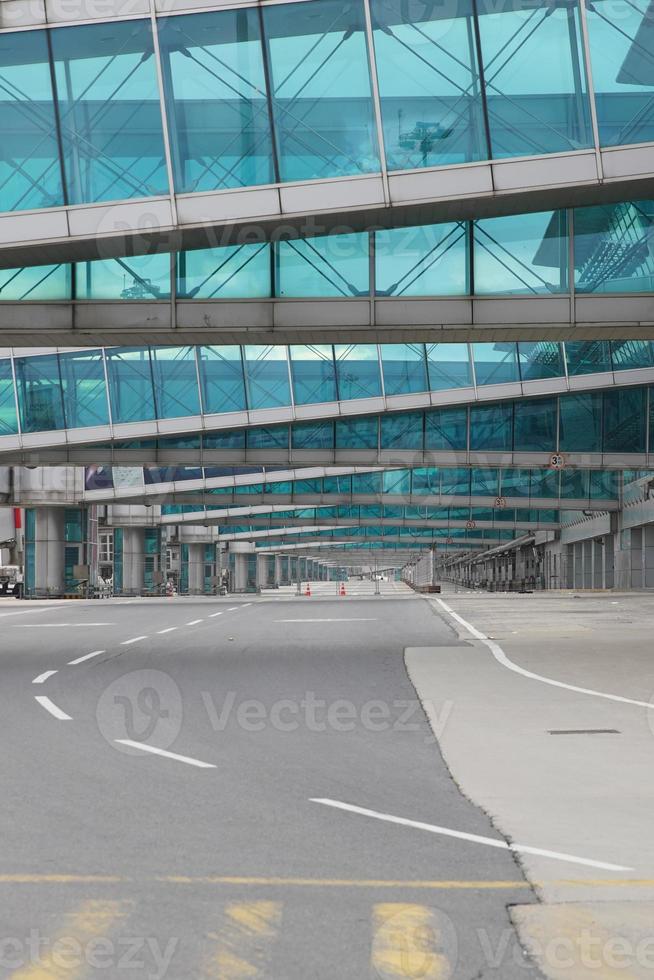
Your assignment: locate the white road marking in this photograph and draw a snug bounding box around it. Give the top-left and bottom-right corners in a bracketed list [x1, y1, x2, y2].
[227, 607, 239, 611]
[209, 612, 223, 618]
[115, 740, 216, 769]
[157, 627, 178, 634]
[12, 623, 113, 628]
[186, 619, 203, 626]
[276, 618, 377, 623]
[434, 597, 654, 711]
[241, 603, 252, 608]
[0, 605, 75, 619]
[68, 650, 105, 665]
[310, 799, 631, 872]
[32, 670, 57, 684]
[34, 696, 72, 721]
[121, 636, 148, 646]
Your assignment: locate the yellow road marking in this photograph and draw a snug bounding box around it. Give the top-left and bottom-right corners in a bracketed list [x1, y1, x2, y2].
[7, 900, 129, 979]
[372, 903, 453, 979]
[203, 901, 281, 978]
[0, 874, 652, 890]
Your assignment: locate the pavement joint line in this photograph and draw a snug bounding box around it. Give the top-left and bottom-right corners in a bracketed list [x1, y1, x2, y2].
[120, 636, 148, 645]
[157, 627, 178, 634]
[433, 596, 654, 711]
[34, 695, 72, 721]
[310, 799, 632, 873]
[68, 650, 105, 665]
[115, 740, 216, 768]
[32, 670, 57, 684]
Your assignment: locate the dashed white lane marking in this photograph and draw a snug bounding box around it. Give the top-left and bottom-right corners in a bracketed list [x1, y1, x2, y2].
[241, 603, 252, 608]
[12, 623, 113, 628]
[276, 618, 378, 623]
[209, 612, 223, 618]
[34, 696, 72, 721]
[310, 799, 632, 872]
[121, 636, 148, 646]
[186, 619, 203, 626]
[434, 597, 654, 711]
[115, 740, 216, 769]
[68, 650, 105, 665]
[32, 670, 58, 684]
[157, 627, 178, 634]
[227, 607, 239, 611]
[0, 605, 75, 619]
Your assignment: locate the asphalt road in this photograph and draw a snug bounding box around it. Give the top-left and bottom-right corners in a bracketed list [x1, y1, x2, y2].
[0, 595, 542, 979]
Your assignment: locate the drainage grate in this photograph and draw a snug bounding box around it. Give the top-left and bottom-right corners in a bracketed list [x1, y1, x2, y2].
[547, 728, 620, 735]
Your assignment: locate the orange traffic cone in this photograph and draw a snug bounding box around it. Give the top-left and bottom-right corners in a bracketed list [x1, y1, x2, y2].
[305, 583, 312, 596]
[339, 582, 346, 596]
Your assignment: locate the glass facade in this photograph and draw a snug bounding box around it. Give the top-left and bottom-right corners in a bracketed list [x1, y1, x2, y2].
[2, 344, 654, 438]
[0, 1, 648, 217]
[1, 201, 654, 299]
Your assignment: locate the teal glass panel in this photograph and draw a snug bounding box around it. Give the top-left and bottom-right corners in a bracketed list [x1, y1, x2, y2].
[291, 420, 335, 450]
[64, 508, 84, 542]
[247, 425, 288, 449]
[440, 468, 470, 494]
[51, 21, 168, 205]
[290, 345, 337, 404]
[263, 0, 380, 181]
[513, 398, 557, 451]
[425, 407, 467, 450]
[380, 411, 423, 449]
[106, 348, 156, 423]
[380, 344, 428, 395]
[198, 347, 246, 414]
[425, 344, 472, 390]
[334, 345, 382, 400]
[559, 391, 602, 451]
[0, 30, 63, 213]
[565, 341, 612, 376]
[59, 350, 109, 428]
[244, 346, 290, 409]
[351, 472, 382, 492]
[0, 359, 17, 435]
[0, 264, 70, 300]
[591, 470, 618, 498]
[529, 469, 560, 498]
[371, 0, 487, 170]
[603, 387, 646, 453]
[500, 468, 532, 498]
[469, 402, 513, 451]
[277, 234, 369, 297]
[474, 211, 568, 294]
[611, 341, 654, 370]
[476, 0, 593, 158]
[472, 344, 519, 385]
[518, 342, 565, 380]
[336, 417, 378, 449]
[177, 244, 271, 299]
[383, 470, 411, 494]
[585, 0, 654, 148]
[574, 202, 654, 293]
[375, 223, 467, 296]
[76, 254, 170, 300]
[15, 354, 64, 432]
[560, 468, 589, 498]
[322, 474, 351, 493]
[151, 347, 200, 418]
[471, 468, 499, 495]
[158, 9, 274, 193]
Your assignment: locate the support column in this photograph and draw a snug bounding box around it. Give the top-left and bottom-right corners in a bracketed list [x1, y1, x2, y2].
[604, 534, 615, 589]
[631, 527, 643, 589]
[187, 543, 205, 595]
[121, 527, 145, 595]
[256, 553, 269, 591]
[25, 507, 65, 596]
[592, 539, 604, 589]
[229, 542, 256, 593]
[644, 526, 654, 588]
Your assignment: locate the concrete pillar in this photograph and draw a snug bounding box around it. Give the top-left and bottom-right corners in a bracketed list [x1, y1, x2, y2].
[583, 540, 592, 588]
[230, 542, 255, 593]
[274, 555, 282, 587]
[187, 543, 205, 595]
[28, 507, 65, 596]
[121, 527, 145, 595]
[604, 534, 615, 589]
[592, 539, 604, 589]
[256, 553, 269, 590]
[644, 526, 654, 588]
[631, 527, 643, 588]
